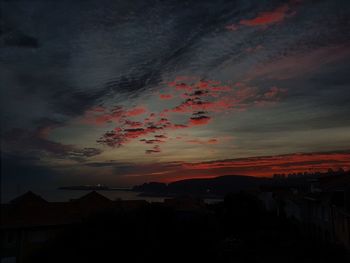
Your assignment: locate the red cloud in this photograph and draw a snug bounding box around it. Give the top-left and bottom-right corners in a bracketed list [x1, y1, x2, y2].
[98, 124, 164, 148]
[155, 134, 167, 139]
[124, 120, 143, 128]
[97, 77, 286, 154]
[140, 139, 165, 144]
[81, 106, 124, 126]
[155, 118, 171, 127]
[196, 80, 210, 89]
[208, 85, 232, 92]
[124, 128, 149, 139]
[171, 124, 188, 130]
[240, 4, 290, 26]
[105, 150, 349, 184]
[97, 130, 126, 147]
[263, 86, 286, 100]
[159, 94, 173, 100]
[172, 98, 233, 113]
[226, 1, 299, 31]
[188, 116, 211, 126]
[125, 107, 147, 117]
[168, 82, 194, 92]
[208, 138, 219, 144]
[181, 152, 350, 177]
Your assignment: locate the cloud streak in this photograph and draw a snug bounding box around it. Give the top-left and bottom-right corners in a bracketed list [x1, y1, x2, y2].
[3, 125, 102, 162]
[181, 151, 350, 177]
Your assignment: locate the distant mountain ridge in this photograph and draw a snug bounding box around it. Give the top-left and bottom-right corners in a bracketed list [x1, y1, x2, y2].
[133, 174, 271, 197]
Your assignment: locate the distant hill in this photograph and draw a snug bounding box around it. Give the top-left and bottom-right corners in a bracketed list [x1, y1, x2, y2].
[133, 175, 272, 197]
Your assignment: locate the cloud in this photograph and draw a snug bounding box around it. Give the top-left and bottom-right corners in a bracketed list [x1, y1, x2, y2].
[97, 124, 165, 148]
[125, 107, 148, 117]
[186, 138, 218, 145]
[155, 134, 167, 139]
[170, 124, 188, 130]
[96, 77, 286, 154]
[145, 145, 161, 154]
[80, 106, 149, 126]
[181, 151, 350, 177]
[225, 24, 238, 31]
[159, 94, 173, 100]
[3, 34, 40, 48]
[83, 113, 121, 126]
[225, 0, 300, 31]
[245, 45, 263, 53]
[66, 148, 103, 162]
[188, 115, 211, 126]
[84, 160, 133, 168]
[3, 126, 102, 162]
[124, 120, 143, 128]
[240, 4, 291, 27]
[248, 45, 350, 80]
[78, 150, 350, 183]
[140, 139, 165, 144]
[2, 0, 349, 189]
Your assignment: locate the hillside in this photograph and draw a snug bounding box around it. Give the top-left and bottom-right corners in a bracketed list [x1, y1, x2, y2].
[133, 175, 271, 197]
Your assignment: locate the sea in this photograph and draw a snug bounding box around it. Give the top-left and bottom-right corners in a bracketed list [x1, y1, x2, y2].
[2, 189, 223, 204]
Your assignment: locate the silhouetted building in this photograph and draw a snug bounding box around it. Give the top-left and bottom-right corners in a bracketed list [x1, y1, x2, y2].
[258, 174, 350, 250]
[1, 191, 151, 262]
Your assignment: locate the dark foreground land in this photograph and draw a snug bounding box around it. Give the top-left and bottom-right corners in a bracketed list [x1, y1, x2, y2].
[2, 191, 349, 263]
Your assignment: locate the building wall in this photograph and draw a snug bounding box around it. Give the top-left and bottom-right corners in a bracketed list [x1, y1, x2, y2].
[332, 206, 350, 250]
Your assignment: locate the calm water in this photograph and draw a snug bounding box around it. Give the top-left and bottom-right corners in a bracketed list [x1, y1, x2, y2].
[2, 189, 223, 204]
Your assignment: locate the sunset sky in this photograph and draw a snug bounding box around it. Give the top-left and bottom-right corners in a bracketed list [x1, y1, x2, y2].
[1, 0, 350, 195]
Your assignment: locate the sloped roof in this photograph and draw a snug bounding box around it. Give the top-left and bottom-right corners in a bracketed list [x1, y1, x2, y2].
[75, 191, 111, 203]
[10, 191, 48, 205]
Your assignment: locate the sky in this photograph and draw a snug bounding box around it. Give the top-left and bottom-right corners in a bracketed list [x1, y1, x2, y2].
[1, 0, 350, 196]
